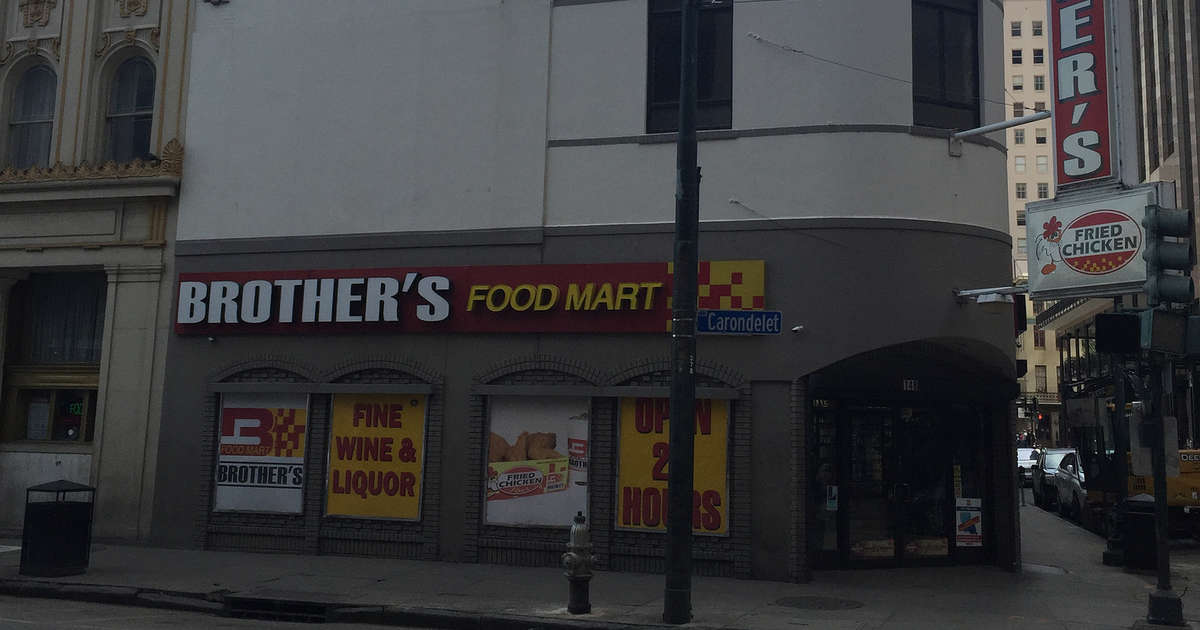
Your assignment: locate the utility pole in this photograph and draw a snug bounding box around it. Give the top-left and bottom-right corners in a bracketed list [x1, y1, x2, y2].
[664, 0, 699, 625]
[1147, 356, 1183, 625]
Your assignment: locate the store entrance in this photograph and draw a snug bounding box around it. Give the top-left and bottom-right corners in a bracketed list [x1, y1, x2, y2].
[810, 399, 983, 569]
[843, 405, 950, 566]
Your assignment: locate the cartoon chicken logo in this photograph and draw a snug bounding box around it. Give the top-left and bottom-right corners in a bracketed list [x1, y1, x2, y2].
[1035, 216, 1064, 275]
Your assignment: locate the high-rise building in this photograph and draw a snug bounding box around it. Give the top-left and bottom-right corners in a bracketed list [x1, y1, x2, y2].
[1004, 0, 1061, 444]
[1038, 1, 1200, 443]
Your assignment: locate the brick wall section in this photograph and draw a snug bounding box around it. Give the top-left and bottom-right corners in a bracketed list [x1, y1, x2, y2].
[320, 367, 442, 560]
[467, 355, 603, 566]
[199, 357, 444, 561]
[464, 356, 749, 577]
[789, 377, 810, 583]
[202, 366, 308, 553]
[602, 361, 750, 578]
[995, 400, 1019, 570]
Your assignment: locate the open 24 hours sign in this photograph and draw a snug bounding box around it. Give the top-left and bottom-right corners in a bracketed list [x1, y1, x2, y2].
[1025, 183, 1173, 300]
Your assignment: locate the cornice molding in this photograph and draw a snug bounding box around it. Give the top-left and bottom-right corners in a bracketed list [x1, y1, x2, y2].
[0, 138, 182, 186]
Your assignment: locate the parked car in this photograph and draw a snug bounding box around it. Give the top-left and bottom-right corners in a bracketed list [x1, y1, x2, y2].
[1032, 448, 1073, 509]
[1017, 447, 1039, 487]
[1052, 451, 1086, 520]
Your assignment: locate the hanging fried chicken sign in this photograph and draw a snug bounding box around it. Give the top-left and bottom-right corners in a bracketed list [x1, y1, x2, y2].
[1034, 210, 1141, 279]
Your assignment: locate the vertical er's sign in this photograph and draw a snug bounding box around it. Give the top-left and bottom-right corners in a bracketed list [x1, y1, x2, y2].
[1052, 0, 1113, 185]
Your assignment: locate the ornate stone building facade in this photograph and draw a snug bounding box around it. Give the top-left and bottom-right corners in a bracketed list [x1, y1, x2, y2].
[0, 0, 190, 541]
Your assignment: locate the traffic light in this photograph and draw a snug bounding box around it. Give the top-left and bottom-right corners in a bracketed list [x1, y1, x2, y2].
[1142, 204, 1195, 307]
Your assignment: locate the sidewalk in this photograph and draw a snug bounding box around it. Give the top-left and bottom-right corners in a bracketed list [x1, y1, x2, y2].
[2, 499, 1199, 629]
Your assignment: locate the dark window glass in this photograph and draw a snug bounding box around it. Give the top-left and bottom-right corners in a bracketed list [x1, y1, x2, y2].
[1032, 21, 1043, 36]
[1012, 49, 1022, 64]
[1033, 48, 1044, 64]
[22, 272, 107, 364]
[913, 0, 979, 129]
[105, 57, 156, 162]
[647, 0, 732, 133]
[8, 65, 56, 169]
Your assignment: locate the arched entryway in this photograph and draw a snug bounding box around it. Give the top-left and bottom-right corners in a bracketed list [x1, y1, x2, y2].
[803, 340, 1017, 570]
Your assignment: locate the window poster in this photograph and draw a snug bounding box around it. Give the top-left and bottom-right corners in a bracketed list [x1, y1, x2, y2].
[214, 392, 309, 513]
[616, 398, 729, 535]
[327, 393, 427, 520]
[955, 498, 983, 547]
[486, 397, 589, 527]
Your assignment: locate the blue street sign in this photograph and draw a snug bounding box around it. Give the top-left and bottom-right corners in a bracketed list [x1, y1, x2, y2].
[696, 310, 783, 335]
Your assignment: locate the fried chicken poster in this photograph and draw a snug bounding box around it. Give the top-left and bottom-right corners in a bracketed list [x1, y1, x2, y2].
[485, 397, 589, 526]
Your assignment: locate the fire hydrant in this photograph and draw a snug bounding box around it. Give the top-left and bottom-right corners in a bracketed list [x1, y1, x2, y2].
[561, 510, 595, 614]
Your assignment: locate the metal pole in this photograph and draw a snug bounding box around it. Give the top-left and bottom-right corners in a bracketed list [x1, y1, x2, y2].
[1147, 355, 1183, 625]
[664, 0, 699, 625]
[1103, 353, 1127, 566]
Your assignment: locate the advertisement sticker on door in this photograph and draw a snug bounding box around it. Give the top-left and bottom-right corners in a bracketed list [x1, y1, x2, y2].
[955, 498, 983, 547]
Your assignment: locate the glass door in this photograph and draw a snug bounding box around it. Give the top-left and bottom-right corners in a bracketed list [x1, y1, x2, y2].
[846, 406, 896, 564]
[841, 405, 951, 566]
[895, 407, 951, 562]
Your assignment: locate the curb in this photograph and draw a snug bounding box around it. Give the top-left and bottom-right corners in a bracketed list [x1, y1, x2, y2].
[329, 605, 738, 630]
[1, 578, 744, 630]
[0, 578, 224, 614]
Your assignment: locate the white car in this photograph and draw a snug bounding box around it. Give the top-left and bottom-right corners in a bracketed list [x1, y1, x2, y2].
[1017, 447, 1039, 487]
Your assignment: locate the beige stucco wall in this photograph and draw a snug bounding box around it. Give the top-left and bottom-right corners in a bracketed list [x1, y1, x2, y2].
[0, 0, 190, 540]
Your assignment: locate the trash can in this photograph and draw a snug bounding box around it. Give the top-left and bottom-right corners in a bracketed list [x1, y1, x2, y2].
[1123, 496, 1157, 571]
[20, 480, 96, 577]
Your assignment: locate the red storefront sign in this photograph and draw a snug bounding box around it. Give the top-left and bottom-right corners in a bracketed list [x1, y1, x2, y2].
[1051, 0, 1113, 186]
[174, 260, 765, 335]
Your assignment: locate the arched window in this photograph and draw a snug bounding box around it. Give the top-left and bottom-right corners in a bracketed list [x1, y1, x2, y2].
[104, 56, 155, 162]
[8, 65, 56, 169]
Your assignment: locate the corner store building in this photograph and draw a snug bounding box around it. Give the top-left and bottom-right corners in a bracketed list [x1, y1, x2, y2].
[151, 0, 1020, 580]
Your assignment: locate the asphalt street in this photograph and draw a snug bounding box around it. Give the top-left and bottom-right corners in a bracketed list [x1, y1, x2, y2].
[0, 595, 428, 629]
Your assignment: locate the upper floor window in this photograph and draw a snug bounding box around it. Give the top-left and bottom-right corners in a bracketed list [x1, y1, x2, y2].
[1033, 74, 1045, 91]
[1012, 49, 1023, 64]
[1013, 102, 1024, 117]
[1015, 156, 1027, 172]
[1014, 128, 1025, 144]
[912, 0, 979, 129]
[1034, 100, 1046, 112]
[1036, 155, 1049, 173]
[1012, 74, 1024, 90]
[1032, 21, 1043, 36]
[646, 0, 733, 134]
[1011, 21, 1022, 36]
[8, 64, 56, 169]
[1033, 48, 1044, 64]
[1035, 128, 1047, 144]
[105, 56, 155, 162]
